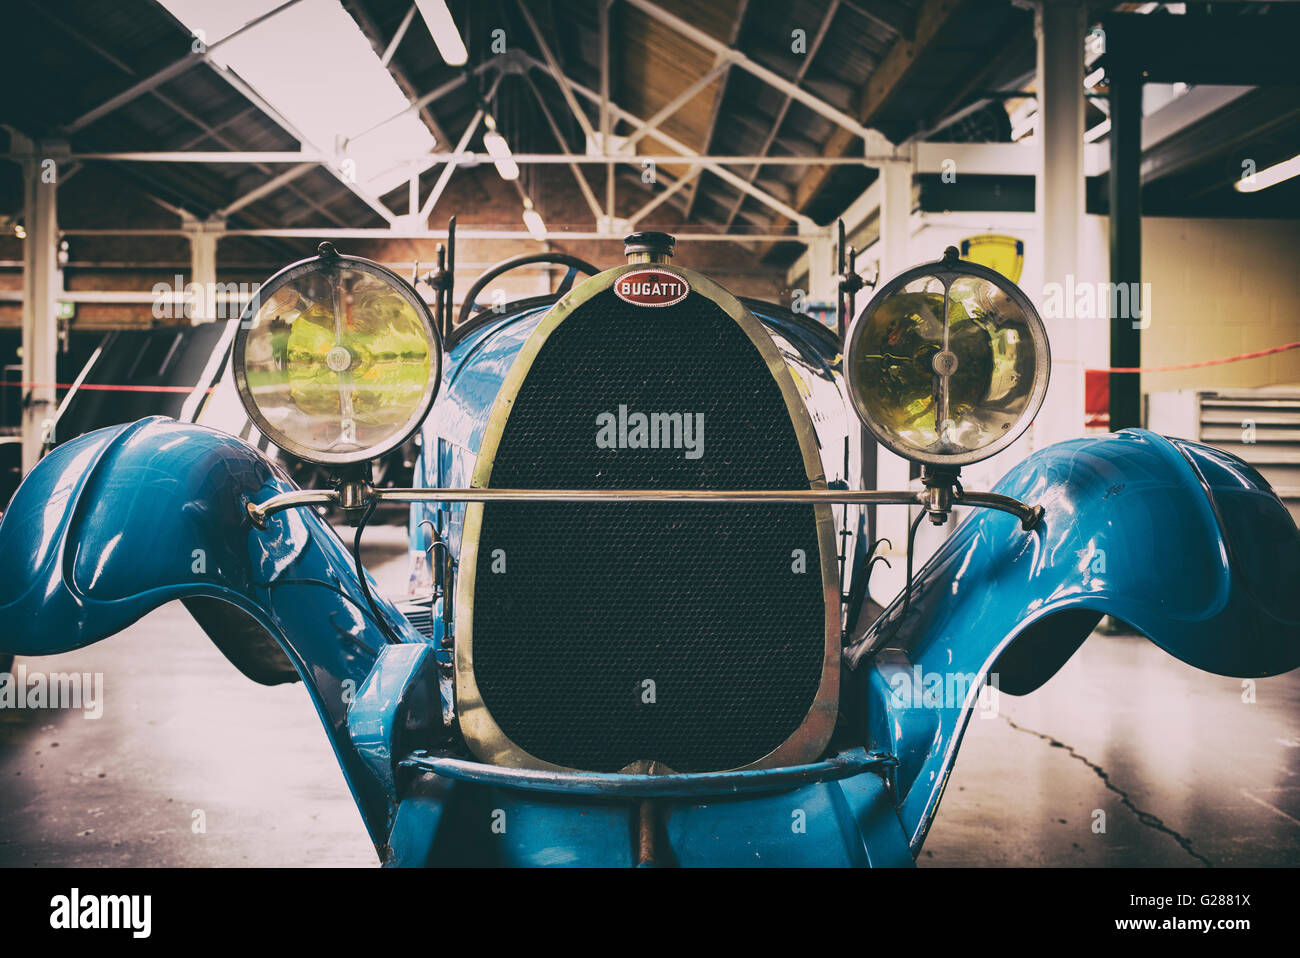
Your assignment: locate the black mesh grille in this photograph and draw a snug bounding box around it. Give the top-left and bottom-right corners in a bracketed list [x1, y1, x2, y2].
[470, 288, 827, 772]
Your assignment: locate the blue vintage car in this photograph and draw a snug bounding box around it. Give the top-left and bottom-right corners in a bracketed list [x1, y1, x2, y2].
[1, 232, 1296, 866]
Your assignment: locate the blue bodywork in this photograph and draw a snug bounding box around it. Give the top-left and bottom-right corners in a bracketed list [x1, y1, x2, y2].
[842, 429, 1300, 852]
[0, 415, 907, 866]
[1, 298, 1296, 863]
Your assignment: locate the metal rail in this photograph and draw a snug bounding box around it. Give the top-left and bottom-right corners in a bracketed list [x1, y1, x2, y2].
[246, 486, 1044, 530]
[399, 747, 895, 797]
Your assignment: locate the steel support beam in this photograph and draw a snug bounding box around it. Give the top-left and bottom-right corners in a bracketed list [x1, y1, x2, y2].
[542, 59, 818, 231]
[28, 0, 346, 228]
[805, 234, 836, 304]
[1107, 28, 1143, 431]
[216, 163, 315, 218]
[623, 0, 877, 142]
[521, 71, 604, 221]
[380, 3, 417, 67]
[417, 74, 502, 222]
[419, 110, 485, 222]
[38, 151, 879, 166]
[17, 136, 60, 474]
[758, 0, 963, 258]
[600, 0, 614, 220]
[1099, 11, 1297, 86]
[620, 61, 731, 151]
[516, 0, 597, 142]
[212, 65, 398, 224]
[723, 0, 838, 230]
[627, 166, 701, 227]
[873, 154, 915, 561]
[1035, 0, 1086, 444]
[184, 215, 223, 324]
[874, 155, 917, 586]
[877, 158, 912, 286]
[345, 0, 451, 148]
[347, 59, 493, 145]
[685, 0, 750, 219]
[64, 0, 305, 134]
[60, 227, 807, 242]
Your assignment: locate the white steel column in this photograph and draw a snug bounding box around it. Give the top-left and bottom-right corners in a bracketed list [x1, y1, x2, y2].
[877, 156, 913, 285]
[19, 136, 61, 474]
[873, 154, 915, 593]
[805, 233, 836, 305]
[185, 215, 222, 324]
[1034, 0, 1086, 447]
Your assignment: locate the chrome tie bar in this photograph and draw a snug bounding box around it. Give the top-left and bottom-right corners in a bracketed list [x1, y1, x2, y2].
[247, 485, 1044, 531]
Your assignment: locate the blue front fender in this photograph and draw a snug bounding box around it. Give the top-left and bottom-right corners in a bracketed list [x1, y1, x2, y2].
[5, 422, 1295, 864]
[845, 428, 1300, 852]
[0, 417, 911, 867]
[0, 417, 424, 847]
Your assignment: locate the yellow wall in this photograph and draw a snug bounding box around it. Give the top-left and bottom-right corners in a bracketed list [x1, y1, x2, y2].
[1140, 217, 1300, 395]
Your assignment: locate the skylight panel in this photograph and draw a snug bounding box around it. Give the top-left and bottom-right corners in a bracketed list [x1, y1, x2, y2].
[159, 0, 435, 199]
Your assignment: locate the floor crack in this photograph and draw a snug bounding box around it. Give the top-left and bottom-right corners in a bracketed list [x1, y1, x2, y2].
[1001, 716, 1214, 868]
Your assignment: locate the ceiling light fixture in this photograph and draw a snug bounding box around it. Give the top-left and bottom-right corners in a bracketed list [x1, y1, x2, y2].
[157, 0, 436, 196]
[1234, 152, 1300, 194]
[482, 115, 520, 181]
[416, 0, 468, 66]
[522, 198, 546, 241]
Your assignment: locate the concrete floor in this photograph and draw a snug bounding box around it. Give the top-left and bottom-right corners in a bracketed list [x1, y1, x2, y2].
[2, 524, 1298, 867]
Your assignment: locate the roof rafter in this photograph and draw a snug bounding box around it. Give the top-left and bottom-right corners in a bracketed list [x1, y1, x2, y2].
[24, 0, 348, 228]
[757, 0, 970, 258]
[683, 0, 751, 220]
[64, 0, 306, 134]
[521, 70, 604, 221]
[722, 0, 841, 230]
[525, 54, 816, 231]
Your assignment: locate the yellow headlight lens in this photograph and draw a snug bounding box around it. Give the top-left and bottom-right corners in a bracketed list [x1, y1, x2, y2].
[234, 253, 441, 465]
[844, 252, 1049, 467]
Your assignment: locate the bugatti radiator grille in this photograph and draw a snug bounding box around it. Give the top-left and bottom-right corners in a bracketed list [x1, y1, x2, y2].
[466, 287, 830, 773]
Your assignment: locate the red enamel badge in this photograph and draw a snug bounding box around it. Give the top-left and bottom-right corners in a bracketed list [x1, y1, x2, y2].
[612, 269, 690, 308]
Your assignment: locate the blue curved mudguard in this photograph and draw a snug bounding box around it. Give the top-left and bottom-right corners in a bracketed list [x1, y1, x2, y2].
[0, 417, 911, 866]
[0, 417, 426, 847]
[843, 428, 1300, 853]
[4, 421, 1294, 865]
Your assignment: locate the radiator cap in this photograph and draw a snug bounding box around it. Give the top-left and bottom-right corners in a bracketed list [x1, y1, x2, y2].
[624, 231, 675, 265]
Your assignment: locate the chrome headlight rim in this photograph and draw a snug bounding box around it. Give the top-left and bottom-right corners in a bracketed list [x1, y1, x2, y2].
[232, 249, 443, 467]
[843, 250, 1051, 468]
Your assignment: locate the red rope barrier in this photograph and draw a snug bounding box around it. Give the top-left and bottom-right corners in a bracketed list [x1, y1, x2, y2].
[1088, 340, 1300, 374]
[7, 341, 1300, 392]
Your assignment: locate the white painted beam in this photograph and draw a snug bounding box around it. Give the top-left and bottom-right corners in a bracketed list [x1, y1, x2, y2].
[1034, 0, 1086, 449]
[623, 0, 882, 143]
[64, 0, 306, 133]
[17, 136, 60, 474]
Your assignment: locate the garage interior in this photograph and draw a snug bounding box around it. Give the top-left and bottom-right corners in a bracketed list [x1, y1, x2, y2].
[1, 0, 1299, 867]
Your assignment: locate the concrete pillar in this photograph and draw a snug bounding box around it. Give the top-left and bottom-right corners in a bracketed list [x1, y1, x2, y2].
[18, 135, 61, 474]
[1034, 0, 1087, 447]
[1107, 24, 1143, 430]
[185, 216, 222, 324]
[877, 157, 913, 284]
[805, 232, 836, 304]
[873, 156, 916, 598]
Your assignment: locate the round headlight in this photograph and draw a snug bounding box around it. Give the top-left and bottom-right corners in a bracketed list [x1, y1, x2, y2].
[232, 246, 442, 466]
[844, 248, 1049, 468]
